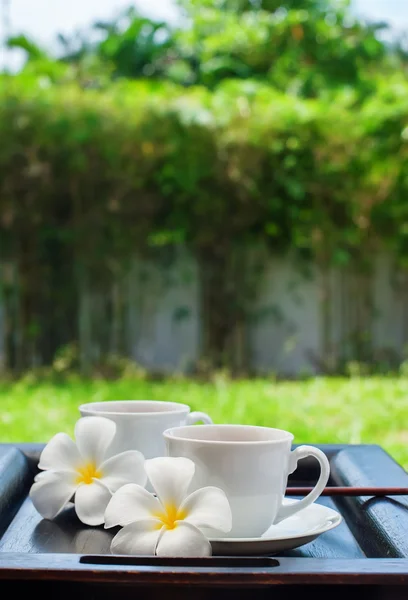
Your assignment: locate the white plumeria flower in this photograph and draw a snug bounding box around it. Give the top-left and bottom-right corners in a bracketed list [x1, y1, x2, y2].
[29, 416, 147, 526]
[104, 457, 232, 557]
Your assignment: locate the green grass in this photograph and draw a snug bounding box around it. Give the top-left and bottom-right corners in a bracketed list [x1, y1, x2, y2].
[0, 375, 407, 470]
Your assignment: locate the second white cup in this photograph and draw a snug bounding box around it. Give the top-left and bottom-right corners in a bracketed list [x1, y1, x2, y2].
[79, 400, 212, 459]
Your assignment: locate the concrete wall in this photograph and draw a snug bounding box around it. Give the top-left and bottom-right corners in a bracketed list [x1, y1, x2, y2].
[94, 251, 408, 375]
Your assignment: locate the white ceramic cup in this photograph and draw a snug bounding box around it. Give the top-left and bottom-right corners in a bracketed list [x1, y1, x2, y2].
[79, 400, 212, 459]
[163, 424, 330, 538]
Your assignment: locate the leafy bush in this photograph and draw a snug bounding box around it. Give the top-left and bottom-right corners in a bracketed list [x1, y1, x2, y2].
[0, 73, 408, 371]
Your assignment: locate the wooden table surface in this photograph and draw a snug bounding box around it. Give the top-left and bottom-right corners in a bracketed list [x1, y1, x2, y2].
[0, 442, 407, 599]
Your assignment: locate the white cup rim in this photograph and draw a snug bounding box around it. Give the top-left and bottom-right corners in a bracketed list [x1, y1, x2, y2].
[163, 423, 294, 445]
[79, 400, 191, 417]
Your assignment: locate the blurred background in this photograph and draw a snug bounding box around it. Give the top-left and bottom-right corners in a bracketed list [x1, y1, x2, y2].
[0, 0, 407, 468]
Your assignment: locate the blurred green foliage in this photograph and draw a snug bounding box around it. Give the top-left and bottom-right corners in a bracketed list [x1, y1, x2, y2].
[7, 0, 405, 95]
[174, 0, 390, 94]
[1, 0, 408, 371]
[1, 73, 408, 368]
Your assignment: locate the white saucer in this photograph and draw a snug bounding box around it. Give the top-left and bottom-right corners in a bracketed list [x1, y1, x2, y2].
[209, 499, 342, 555]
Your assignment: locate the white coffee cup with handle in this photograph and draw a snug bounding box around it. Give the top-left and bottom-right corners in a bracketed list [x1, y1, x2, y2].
[163, 423, 330, 538]
[79, 400, 212, 460]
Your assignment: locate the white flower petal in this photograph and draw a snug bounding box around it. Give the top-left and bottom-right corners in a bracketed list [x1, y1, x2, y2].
[100, 450, 147, 493]
[110, 519, 163, 555]
[29, 470, 77, 520]
[145, 457, 195, 509]
[75, 479, 112, 526]
[74, 416, 116, 464]
[38, 433, 81, 472]
[34, 469, 53, 482]
[156, 521, 212, 557]
[104, 484, 162, 529]
[180, 486, 232, 534]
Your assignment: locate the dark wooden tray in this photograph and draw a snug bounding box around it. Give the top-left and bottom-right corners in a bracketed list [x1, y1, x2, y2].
[0, 442, 407, 599]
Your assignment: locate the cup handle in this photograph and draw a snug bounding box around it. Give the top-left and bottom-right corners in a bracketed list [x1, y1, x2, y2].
[274, 445, 330, 524]
[186, 411, 213, 425]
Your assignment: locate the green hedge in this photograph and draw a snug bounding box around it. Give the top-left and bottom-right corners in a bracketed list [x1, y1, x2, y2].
[0, 74, 408, 371]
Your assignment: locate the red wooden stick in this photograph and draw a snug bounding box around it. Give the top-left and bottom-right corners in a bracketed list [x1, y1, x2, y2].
[286, 486, 408, 497]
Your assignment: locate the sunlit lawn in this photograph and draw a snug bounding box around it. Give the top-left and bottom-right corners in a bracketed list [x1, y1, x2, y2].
[0, 375, 407, 470]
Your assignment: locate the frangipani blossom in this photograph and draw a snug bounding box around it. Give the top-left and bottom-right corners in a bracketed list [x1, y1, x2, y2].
[105, 456, 232, 557]
[30, 416, 146, 526]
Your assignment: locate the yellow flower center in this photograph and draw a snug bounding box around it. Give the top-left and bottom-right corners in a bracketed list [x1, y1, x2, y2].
[75, 462, 102, 485]
[153, 503, 187, 530]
